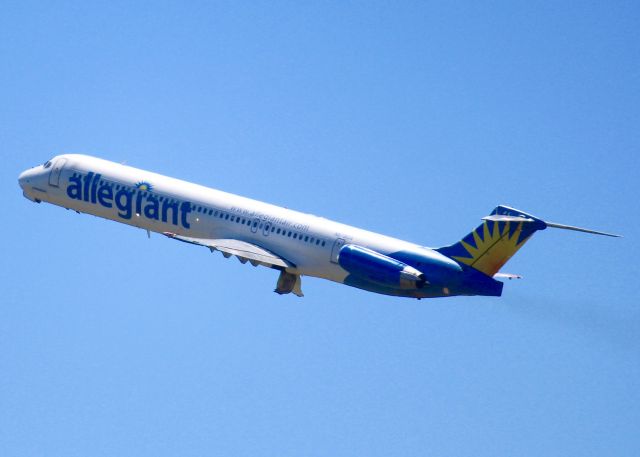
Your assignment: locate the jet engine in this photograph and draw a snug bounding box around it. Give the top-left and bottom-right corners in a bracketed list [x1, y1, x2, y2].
[338, 244, 427, 290]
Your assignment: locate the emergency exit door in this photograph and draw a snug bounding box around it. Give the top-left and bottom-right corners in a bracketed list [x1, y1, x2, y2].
[330, 238, 346, 263]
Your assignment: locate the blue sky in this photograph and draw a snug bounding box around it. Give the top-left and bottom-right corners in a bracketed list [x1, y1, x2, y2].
[2, 1, 639, 456]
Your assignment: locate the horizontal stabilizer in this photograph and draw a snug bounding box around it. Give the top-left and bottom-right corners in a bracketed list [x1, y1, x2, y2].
[545, 222, 621, 238]
[484, 213, 621, 237]
[493, 272, 522, 280]
[482, 215, 535, 223]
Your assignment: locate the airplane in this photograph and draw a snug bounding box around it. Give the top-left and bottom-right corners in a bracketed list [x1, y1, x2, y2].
[18, 154, 620, 299]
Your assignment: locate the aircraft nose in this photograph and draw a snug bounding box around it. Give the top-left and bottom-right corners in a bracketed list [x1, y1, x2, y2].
[19, 168, 38, 189]
[19, 167, 44, 203]
[18, 169, 29, 189]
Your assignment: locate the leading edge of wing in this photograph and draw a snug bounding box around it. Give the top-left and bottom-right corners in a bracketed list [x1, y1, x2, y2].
[163, 232, 294, 269]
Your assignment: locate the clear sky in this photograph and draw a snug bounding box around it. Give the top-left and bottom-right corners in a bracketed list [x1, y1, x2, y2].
[2, 1, 639, 456]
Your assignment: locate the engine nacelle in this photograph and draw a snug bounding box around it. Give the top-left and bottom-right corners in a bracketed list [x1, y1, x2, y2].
[338, 244, 427, 290]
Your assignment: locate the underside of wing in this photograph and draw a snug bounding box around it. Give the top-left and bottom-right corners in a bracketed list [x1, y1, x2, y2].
[163, 232, 294, 269]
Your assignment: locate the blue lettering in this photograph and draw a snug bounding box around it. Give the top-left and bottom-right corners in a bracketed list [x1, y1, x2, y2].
[66, 171, 193, 229]
[90, 173, 101, 203]
[162, 199, 179, 225]
[144, 195, 159, 220]
[83, 172, 93, 202]
[180, 201, 192, 229]
[115, 189, 133, 219]
[135, 191, 143, 215]
[97, 184, 113, 208]
[67, 175, 82, 200]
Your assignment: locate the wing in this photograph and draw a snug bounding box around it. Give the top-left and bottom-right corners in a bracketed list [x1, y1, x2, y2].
[163, 232, 294, 269]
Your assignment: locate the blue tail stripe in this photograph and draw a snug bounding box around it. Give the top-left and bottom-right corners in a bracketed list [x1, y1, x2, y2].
[462, 232, 478, 249]
[508, 221, 519, 239]
[486, 220, 495, 236]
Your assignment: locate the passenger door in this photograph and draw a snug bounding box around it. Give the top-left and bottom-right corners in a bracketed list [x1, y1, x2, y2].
[48, 158, 67, 187]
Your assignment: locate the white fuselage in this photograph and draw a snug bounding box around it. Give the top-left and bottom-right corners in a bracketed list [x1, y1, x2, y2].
[19, 154, 463, 297]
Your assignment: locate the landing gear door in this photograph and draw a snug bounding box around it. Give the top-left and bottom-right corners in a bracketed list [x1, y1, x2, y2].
[330, 238, 346, 264]
[48, 158, 67, 187]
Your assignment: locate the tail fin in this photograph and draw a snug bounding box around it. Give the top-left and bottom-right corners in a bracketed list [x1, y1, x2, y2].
[435, 205, 619, 277]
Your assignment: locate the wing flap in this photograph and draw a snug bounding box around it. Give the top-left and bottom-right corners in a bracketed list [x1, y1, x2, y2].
[163, 232, 293, 269]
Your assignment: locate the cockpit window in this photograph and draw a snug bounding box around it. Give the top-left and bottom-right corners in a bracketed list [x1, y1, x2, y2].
[43, 160, 53, 168]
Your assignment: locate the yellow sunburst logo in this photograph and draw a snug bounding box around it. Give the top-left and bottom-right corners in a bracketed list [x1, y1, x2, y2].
[135, 181, 153, 192]
[452, 221, 532, 276]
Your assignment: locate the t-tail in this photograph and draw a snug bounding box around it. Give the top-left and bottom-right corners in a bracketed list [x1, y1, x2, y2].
[436, 205, 620, 278]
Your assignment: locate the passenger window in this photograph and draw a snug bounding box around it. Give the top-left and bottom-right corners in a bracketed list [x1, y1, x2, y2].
[225, 214, 229, 220]
[304, 236, 309, 242]
[293, 234, 297, 239]
[287, 231, 292, 237]
[322, 241, 326, 246]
